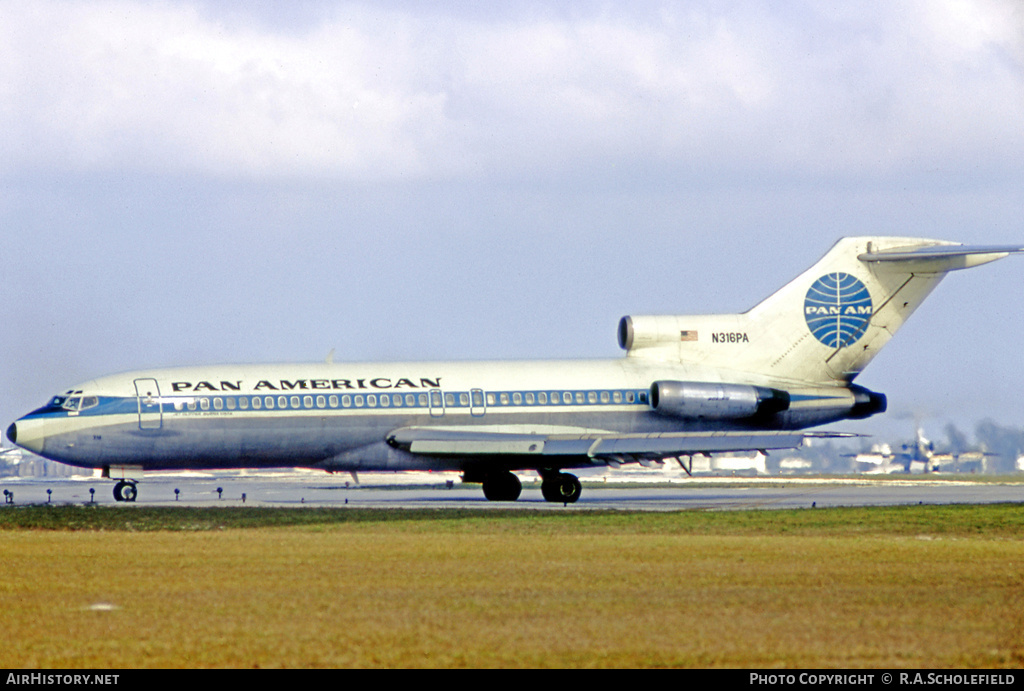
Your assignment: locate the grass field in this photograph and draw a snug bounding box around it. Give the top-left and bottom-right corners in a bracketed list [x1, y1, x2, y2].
[1, 504, 1023, 668]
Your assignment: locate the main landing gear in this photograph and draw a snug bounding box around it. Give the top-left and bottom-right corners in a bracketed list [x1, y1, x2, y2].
[482, 471, 522, 501]
[477, 470, 582, 503]
[540, 472, 582, 504]
[113, 480, 138, 503]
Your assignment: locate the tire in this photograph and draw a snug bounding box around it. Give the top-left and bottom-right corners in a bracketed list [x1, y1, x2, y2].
[482, 472, 522, 501]
[542, 473, 581, 503]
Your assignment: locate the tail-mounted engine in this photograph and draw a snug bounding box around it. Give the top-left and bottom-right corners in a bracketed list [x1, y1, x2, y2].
[649, 380, 791, 420]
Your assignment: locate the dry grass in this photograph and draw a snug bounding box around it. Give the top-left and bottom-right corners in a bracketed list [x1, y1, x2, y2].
[1, 505, 1023, 668]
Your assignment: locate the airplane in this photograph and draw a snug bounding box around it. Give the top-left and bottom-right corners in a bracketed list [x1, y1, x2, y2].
[849, 424, 995, 474]
[6, 236, 1022, 503]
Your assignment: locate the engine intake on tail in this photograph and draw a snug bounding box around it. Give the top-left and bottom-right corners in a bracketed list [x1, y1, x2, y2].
[650, 380, 791, 420]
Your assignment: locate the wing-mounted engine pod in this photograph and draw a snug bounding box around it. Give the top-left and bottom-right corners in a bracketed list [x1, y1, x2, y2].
[650, 380, 791, 420]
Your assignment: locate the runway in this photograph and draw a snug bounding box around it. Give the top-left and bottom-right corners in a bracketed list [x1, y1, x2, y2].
[3, 472, 1024, 511]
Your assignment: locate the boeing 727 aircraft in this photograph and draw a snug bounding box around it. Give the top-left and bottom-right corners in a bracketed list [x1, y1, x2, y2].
[7, 237, 1022, 502]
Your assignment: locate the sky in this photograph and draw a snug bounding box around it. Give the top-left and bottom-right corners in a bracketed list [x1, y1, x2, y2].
[1, 0, 1023, 444]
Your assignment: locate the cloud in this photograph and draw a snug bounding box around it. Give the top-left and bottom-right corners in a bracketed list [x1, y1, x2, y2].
[0, 0, 1021, 182]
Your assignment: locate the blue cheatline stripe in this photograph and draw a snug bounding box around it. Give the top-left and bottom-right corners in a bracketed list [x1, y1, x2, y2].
[169, 388, 651, 413]
[29, 388, 653, 418]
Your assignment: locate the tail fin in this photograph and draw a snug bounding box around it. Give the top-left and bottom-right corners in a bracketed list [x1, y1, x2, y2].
[620, 237, 1022, 385]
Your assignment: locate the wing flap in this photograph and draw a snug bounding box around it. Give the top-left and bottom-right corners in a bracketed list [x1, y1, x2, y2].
[389, 426, 853, 461]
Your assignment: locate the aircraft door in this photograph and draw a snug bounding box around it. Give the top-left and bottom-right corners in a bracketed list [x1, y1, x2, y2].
[134, 378, 163, 430]
[429, 389, 445, 418]
[470, 388, 486, 417]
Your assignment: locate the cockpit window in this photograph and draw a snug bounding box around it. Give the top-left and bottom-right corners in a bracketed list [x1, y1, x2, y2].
[50, 396, 67, 408]
[63, 397, 80, 411]
[80, 396, 99, 410]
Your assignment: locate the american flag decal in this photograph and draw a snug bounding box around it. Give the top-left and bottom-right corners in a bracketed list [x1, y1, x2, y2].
[680, 330, 698, 341]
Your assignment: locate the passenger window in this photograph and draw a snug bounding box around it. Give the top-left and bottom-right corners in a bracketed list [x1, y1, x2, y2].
[265, 396, 275, 409]
[587, 392, 597, 404]
[459, 393, 469, 406]
[525, 392, 535, 405]
[329, 395, 338, 408]
[600, 391, 609, 404]
[355, 395, 364, 407]
[290, 396, 300, 408]
[613, 391, 622, 403]
[188, 400, 197, 411]
[214, 398, 223, 410]
[342, 395, 352, 408]
[316, 396, 326, 408]
[486, 393, 496, 406]
[405, 394, 415, 407]
[538, 392, 548, 405]
[239, 397, 248, 409]
[392, 394, 402, 407]
[226, 398, 236, 410]
[418, 393, 428, 406]
[200, 398, 210, 410]
[500, 393, 509, 405]
[626, 392, 635, 403]
[304, 395, 313, 408]
[251, 397, 261, 409]
[278, 396, 288, 409]
[513, 393, 522, 405]
[380, 395, 390, 407]
[563, 392, 572, 404]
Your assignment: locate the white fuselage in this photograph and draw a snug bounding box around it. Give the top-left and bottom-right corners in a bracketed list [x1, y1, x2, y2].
[8, 357, 858, 473]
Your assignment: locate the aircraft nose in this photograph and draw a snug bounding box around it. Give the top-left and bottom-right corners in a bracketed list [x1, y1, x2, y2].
[6, 417, 45, 454]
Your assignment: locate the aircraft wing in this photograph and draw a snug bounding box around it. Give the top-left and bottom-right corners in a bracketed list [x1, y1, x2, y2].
[386, 426, 854, 466]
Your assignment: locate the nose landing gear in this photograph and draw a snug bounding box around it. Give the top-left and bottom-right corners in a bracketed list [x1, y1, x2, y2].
[113, 480, 138, 502]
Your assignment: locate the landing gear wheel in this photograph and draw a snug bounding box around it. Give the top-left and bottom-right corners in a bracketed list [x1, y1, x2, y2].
[113, 481, 138, 503]
[482, 471, 522, 501]
[121, 483, 137, 502]
[541, 473, 581, 503]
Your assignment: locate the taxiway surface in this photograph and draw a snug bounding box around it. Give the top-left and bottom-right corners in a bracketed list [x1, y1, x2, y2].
[2, 473, 1023, 511]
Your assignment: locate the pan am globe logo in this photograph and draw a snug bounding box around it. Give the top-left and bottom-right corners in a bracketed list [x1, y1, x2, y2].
[804, 273, 873, 348]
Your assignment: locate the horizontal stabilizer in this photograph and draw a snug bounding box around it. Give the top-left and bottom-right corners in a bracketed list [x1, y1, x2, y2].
[858, 243, 1024, 271]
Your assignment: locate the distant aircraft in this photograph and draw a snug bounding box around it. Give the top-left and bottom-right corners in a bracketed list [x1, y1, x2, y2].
[851, 425, 994, 474]
[7, 237, 1021, 502]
